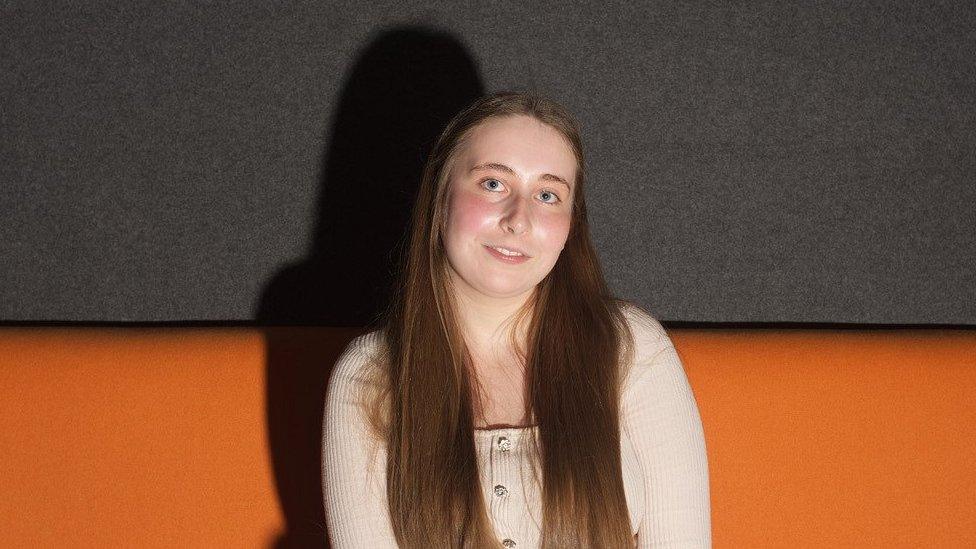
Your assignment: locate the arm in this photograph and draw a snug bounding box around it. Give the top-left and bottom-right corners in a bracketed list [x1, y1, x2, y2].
[623, 327, 712, 548]
[322, 336, 399, 548]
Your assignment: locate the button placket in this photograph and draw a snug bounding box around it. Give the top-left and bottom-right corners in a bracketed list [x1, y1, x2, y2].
[490, 432, 518, 545]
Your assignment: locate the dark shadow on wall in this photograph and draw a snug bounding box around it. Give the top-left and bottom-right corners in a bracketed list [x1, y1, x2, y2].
[255, 26, 485, 548]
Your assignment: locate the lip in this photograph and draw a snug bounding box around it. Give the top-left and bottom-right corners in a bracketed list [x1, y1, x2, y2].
[483, 244, 531, 264]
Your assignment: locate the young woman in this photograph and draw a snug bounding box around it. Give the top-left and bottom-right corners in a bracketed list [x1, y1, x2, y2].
[322, 92, 711, 548]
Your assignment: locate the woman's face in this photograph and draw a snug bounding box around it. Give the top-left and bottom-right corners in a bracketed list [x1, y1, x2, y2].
[442, 114, 576, 301]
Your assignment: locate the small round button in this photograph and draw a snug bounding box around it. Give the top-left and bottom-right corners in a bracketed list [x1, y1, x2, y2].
[501, 539, 516, 547]
[493, 484, 509, 497]
[497, 436, 512, 452]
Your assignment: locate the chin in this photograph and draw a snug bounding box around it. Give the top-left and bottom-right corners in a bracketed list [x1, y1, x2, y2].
[475, 280, 536, 299]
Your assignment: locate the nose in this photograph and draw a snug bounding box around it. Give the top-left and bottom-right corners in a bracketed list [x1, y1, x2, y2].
[501, 195, 530, 235]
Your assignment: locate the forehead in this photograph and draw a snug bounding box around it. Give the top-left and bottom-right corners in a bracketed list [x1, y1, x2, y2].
[455, 115, 577, 183]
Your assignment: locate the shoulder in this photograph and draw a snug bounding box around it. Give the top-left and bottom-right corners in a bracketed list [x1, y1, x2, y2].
[614, 300, 677, 386]
[616, 300, 672, 356]
[328, 329, 388, 405]
[333, 328, 385, 376]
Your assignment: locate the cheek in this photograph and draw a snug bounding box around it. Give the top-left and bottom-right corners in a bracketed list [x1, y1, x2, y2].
[538, 212, 572, 251]
[447, 191, 497, 238]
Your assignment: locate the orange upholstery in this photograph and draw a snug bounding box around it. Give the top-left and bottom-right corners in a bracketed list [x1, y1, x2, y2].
[1, 327, 974, 547]
[671, 329, 976, 548]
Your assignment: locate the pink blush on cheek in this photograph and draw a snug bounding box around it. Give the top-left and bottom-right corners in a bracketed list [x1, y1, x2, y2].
[447, 189, 499, 236]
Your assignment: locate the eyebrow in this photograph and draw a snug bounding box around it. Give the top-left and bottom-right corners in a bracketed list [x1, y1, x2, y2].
[469, 162, 573, 191]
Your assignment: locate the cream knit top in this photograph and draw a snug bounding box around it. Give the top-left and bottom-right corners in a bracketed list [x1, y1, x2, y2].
[322, 304, 711, 548]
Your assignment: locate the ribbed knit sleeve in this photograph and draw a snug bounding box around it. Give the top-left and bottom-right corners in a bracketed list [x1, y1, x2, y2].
[322, 333, 399, 548]
[620, 306, 712, 548]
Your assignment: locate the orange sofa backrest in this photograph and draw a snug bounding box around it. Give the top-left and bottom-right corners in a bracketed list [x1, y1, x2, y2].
[671, 328, 976, 548]
[1, 327, 974, 547]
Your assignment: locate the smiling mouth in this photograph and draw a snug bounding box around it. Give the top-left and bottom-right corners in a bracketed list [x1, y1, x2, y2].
[484, 244, 529, 258]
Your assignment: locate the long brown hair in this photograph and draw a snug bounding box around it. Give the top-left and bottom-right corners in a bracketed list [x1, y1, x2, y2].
[369, 91, 637, 547]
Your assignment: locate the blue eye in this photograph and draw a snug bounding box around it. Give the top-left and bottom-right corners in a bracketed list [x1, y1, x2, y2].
[482, 178, 504, 192]
[539, 190, 560, 204]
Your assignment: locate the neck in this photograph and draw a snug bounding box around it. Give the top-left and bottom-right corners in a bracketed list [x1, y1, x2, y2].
[448, 273, 534, 356]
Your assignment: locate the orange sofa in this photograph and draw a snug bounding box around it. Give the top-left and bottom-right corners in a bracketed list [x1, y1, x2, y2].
[2, 326, 974, 547]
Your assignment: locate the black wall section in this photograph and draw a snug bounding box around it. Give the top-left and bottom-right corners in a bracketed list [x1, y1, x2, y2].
[1, 2, 974, 324]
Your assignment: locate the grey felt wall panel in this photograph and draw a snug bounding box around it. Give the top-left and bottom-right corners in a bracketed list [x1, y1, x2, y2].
[2, 2, 974, 324]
